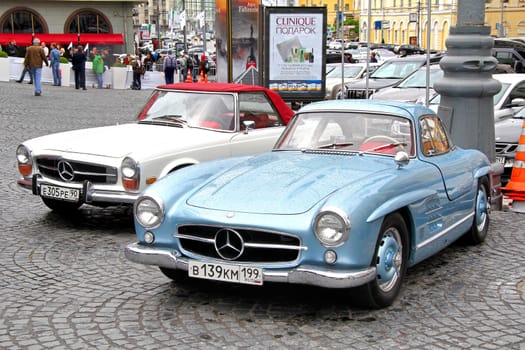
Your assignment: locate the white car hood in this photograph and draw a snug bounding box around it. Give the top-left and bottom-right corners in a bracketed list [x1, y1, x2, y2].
[24, 123, 228, 159]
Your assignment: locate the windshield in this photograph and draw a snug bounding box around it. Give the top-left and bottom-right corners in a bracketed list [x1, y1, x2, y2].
[326, 65, 364, 79]
[275, 111, 414, 156]
[494, 82, 510, 105]
[137, 90, 235, 131]
[431, 82, 510, 106]
[370, 60, 423, 79]
[397, 68, 444, 88]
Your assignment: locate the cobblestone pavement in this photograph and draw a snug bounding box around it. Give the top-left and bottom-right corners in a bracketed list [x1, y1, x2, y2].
[0, 81, 524, 350]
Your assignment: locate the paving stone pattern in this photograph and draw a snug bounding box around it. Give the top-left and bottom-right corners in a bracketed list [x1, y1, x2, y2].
[0, 81, 524, 349]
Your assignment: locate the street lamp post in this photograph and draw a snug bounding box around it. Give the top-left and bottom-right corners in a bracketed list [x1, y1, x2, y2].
[157, 0, 161, 49]
[499, 0, 506, 37]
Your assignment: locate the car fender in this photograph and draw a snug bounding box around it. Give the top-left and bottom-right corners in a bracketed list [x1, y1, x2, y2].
[142, 156, 251, 207]
[158, 157, 200, 178]
[473, 165, 492, 181]
[366, 188, 438, 223]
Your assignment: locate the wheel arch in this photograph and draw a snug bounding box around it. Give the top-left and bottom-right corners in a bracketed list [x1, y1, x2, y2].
[157, 158, 199, 178]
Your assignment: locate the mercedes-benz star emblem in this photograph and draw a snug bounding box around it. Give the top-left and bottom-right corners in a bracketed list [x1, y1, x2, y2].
[214, 228, 244, 260]
[57, 160, 75, 182]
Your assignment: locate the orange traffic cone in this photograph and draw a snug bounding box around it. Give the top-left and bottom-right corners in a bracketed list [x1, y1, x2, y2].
[186, 70, 193, 83]
[502, 118, 525, 213]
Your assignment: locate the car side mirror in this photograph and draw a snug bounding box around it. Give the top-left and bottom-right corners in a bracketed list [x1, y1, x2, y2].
[510, 98, 525, 107]
[394, 151, 410, 169]
[243, 120, 255, 134]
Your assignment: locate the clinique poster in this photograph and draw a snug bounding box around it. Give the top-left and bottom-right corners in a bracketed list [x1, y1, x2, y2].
[265, 7, 326, 101]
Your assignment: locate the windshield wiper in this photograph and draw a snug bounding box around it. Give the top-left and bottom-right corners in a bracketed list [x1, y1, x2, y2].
[138, 114, 188, 128]
[362, 142, 407, 153]
[152, 114, 187, 123]
[317, 142, 354, 149]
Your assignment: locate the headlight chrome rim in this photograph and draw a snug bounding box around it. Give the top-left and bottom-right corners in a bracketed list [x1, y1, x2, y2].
[121, 157, 139, 179]
[134, 195, 165, 229]
[314, 207, 351, 247]
[16, 144, 32, 165]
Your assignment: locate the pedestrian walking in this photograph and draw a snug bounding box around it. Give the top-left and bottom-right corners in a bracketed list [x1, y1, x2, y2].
[72, 45, 87, 90]
[49, 42, 61, 86]
[23, 37, 48, 96]
[163, 50, 177, 84]
[16, 66, 33, 84]
[92, 50, 105, 89]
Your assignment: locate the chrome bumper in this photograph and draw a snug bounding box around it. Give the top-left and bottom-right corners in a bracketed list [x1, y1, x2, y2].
[125, 242, 377, 289]
[17, 175, 140, 204]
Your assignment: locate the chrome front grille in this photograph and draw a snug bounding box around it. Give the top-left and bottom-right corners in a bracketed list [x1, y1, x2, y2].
[176, 225, 304, 263]
[495, 142, 518, 155]
[36, 157, 118, 184]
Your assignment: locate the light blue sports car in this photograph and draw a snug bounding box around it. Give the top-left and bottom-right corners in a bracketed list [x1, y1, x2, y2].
[125, 99, 492, 308]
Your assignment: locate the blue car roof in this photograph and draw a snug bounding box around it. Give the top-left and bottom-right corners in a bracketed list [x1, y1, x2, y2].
[297, 99, 434, 122]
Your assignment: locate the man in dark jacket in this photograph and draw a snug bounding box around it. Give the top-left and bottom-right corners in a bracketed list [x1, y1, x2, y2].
[6, 40, 18, 56]
[71, 45, 87, 90]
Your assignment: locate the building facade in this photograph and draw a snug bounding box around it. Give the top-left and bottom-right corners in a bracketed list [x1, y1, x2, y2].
[295, 0, 525, 50]
[0, 0, 142, 55]
[133, 0, 216, 42]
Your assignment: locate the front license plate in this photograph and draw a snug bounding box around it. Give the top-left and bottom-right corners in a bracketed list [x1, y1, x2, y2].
[41, 184, 80, 202]
[188, 260, 263, 285]
[496, 156, 505, 164]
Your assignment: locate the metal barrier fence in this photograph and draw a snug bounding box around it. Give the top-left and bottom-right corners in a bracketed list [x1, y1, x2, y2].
[148, 62, 216, 82]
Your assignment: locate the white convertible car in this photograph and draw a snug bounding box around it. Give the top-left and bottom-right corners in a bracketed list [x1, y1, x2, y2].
[16, 83, 294, 212]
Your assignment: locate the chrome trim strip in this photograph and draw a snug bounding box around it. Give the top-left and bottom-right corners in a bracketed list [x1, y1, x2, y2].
[243, 242, 306, 251]
[125, 242, 376, 288]
[175, 233, 307, 251]
[416, 212, 474, 250]
[175, 234, 215, 244]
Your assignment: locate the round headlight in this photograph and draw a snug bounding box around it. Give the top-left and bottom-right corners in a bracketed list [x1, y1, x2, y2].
[122, 157, 138, 178]
[314, 208, 350, 247]
[16, 145, 31, 164]
[135, 196, 164, 228]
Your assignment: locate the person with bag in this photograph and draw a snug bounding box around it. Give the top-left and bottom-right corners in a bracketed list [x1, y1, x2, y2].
[132, 54, 145, 90]
[163, 50, 177, 84]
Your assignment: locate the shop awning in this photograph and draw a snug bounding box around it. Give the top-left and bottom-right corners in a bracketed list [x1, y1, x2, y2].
[0, 33, 124, 46]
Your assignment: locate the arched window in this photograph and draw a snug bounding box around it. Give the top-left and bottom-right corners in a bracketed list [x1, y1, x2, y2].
[1, 7, 47, 33]
[65, 9, 112, 34]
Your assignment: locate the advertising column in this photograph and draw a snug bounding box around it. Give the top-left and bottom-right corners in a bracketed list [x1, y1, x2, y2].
[216, 0, 260, 83]
[264, 7, 326, 102]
